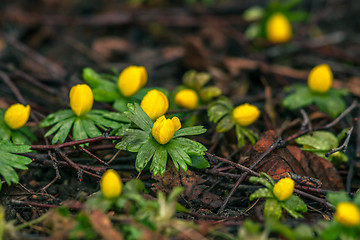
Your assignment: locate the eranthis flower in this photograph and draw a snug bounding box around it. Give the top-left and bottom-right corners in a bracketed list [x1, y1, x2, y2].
[232, 103, 260, 126]
[273, 178, 295, 201]
[69, 84, 93, 117]
[100, 169, 123, 199]
[141, 90, 169, 120]
[308, 64, 333, 93]
[152, 115, 181, 145]
[175, 89, 199, 109]
[4, 103, 31, 130]
[335, 202, 360, 227]
[266, 13, 292, 43]
[118, 66, 147, 97]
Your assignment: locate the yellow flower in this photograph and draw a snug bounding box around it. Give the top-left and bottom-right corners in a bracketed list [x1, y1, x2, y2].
[273, 178, 295, 201]
[335, 202, 360, 227]
[141, 90, 169, 120]
[69, 84, 93, 117]
[118, 66, 147, 97]
[175, 89, 199, 109]
[232, 103, 260, 126]
[100, 169, 123, 199]
[266, 13, 292, 43]
[4, 103, 31, 130]
[308, 64, 333, 93]
[152, 115, 181, 145]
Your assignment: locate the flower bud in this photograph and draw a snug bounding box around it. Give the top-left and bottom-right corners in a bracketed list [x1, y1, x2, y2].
[118, 66, 147, 97]
[152, 115, 181, 145]
[175, 89, 199, 109]
[335, 202, 360, 227]
[100, 169, 123, 200]
[4, 103, 31, 130]
[141, 90, 169, 120]
[273, 178, 295, 201]
[266, 13, 292, 43]
[232, 103, 260, 126]
[69, 84, 93, 117]
[308, 64, 333, 93]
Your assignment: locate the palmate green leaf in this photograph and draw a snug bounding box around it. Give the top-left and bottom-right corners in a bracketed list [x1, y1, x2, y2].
[173, 126, 206, 138]
[113, 98, 129, 112]
[124, 103, 153, 132]
[40, 110, 74, 127]
[73, 118, 88, 141]
[280, 202, 304, 219]
[167, 143, 192, 172]
[249, 176, 273, 190]
[92, 88, 119, 102]
[150, 145, 168, 176]
[103, 112, 130, 123]
[190, 155, 210, 169]
[283, 195, 307, 213]
[11, 131, 31, 145]
[170, 137, 206, 156]
[240, 126, 258, 146]
[199, 86, 222, 102]
[249, 188, 273, 201]
[82, 118, 102, 138]
[207, 97, 233, 123]
[135, 139, 157, 172]
[282, 85, 313, 110]
[216, 115, 235, 132]
[313, 94, 346, 118]
[50, 117, 76, 144]
[264, 198, 282, 220]
[116, 129, 150, 152]
[235, 124, 245, 148]
[0, 141, 32, 190]
[0, 121, 11, 140]
[87, 112, 123, 130]
[326, 191, 349, 206]
[295, 131, 338, 151]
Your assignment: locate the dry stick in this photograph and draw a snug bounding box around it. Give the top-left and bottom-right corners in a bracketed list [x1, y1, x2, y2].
[300, 109, 313, 134]
[0, 71, 27, 104]
[326, 125, 354, 157]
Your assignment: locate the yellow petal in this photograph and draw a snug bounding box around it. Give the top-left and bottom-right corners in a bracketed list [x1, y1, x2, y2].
[4, 104, 31, 130]
[335, 202, 360, 227]
[171, 117, 181, 131]
[152, 115, 181, 145]
[118, 66, 147, 97]
[232, 103, 260, 126]
[69, 84, 93, 117]
[273, 178, 295, 201]
[100, 169, 123, 199]
[141, 90, 169, 120]
[266, 13, 292, 43]
[308, 64, 333, 93]
[174, 89, 199, 109]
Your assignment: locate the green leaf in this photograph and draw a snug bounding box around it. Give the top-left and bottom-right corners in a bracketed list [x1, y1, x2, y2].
[235, 124, 245, 148]
[313, 94, 346, 118]
[241, 126, 258, 146]
[244, 23, 261, 40]
[72, 118, 88, 141]
[11, 131, 31, 145]
[51, 117, 75, 144]
[280, 202, 304, 219]
[243, 6, 264, 21]
[199, 86, 222, 102]
[173, 126, 206, 138]
[135, 139, 157, 172]
[283, 195, 307, 213]
[190, 155, 210, 169]
[87, 112, 123, 129]
[116, 129, 150, 152]
[207, 97, 233, 123]
[124, 103, 153, 132]
[40, 110, 75, 127]
[170, 138, 206, 156]
[353, 192, 360, 206]
[103, 112, 131, 123]
[167, 143, 192, 172]
[0, 141, 32, 190]
[82, 68, 105, 88]
[264, 198, 282, 220]
[113, 98, 129, 112]
[216, 115, 235, 132]
[249, 188, 273, 201]
[295, 131, 338, 151]
[0, 121, 11, 140]
[18, 126, 37, 141]
[249, 176, 273, 190]
[259, 172, 276, 185]
[82, 118, 102, 138]
[150, 146, 168, 176]
[282, 86, 313, 110]
[92, 88, 119, 102]
[123, 179, 145, 194]
[327, 191, 350, 206]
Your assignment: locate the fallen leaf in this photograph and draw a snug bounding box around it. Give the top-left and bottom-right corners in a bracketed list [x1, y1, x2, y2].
[88, 210, 123, 240]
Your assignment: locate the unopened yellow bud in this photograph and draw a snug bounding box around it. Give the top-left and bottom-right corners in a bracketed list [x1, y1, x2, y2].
[232, 103, 260, 126]
[4, 104, 31, 130]
[100, 169, 123, 200]
[141, 90, 169, 120]
[118, 66, 147, 97]
[273, 178, 295, 201]
[152, 115, 181, 145]
[266, 13, 292, 43]
[308, 64, 333, 93]
[175, 89, 199, 109]
[69, 84, 93, 117]
[335, 202, 360, 227]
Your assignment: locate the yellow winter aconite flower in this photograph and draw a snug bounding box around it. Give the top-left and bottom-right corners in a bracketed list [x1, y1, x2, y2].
[141, 90, 169, 120]
[273, 178, 295, 201]
[152, 115, 181, 145]
[69, 84, 93, 117]
[232, 103, 260, 126]
[100, 169, 123, 199]
[308, 64, 333, 93]
[175, 89, 199, 109]
[4, 103, 31, 130]
[266, 13, 292, 43]
[335, 202, 360, 227]
[118, 66, 147, 97]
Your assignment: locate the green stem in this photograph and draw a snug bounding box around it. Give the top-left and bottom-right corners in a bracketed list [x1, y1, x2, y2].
[16, 212, 50, 230]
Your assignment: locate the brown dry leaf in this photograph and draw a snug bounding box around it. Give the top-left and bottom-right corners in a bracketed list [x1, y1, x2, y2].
[182, 35, 210, 70]
[92, 37, 132, 60]
[44, 208, 76, 240]
[250, 130, 344, 190]
[346, 77, 360, 97]
[88, 210, 123, 240]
